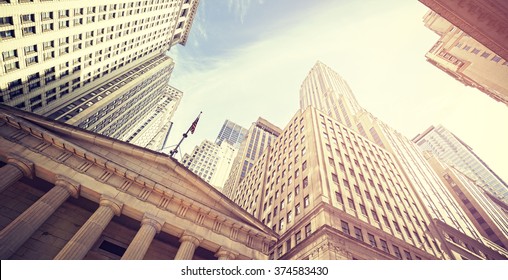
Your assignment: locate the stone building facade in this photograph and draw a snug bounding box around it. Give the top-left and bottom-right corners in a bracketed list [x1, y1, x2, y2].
[0, 105, 276, 260]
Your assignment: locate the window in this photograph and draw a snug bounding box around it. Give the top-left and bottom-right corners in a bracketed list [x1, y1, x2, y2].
[393, 245, 402, 259]
[392, 221, 400, 232]
[279, 218, 285, 231]
[26, 56, 38, 65]
[471, 48, 480, 54]
[480, 51, 491, 58]
[0, 16, 14, 25]
[404, 250, 412, 260]
[360, 204, 367, 216]
[295, 231, 302, 244]
[21, 14, 35, 23]
[287, 211, 292, 223]
[22, 26, 36, 35]
[371, 210, 379, 222]
[280, 199, 285, 210]
[295, 203, 301, 216]
[8, 79, 22, 89]
[42, 23, 53, 32]
[354, 227, 363, 241]
[286, 239, 292, 252]
[302, 160, 307, 171]
[331, 173, 339, 184]
[335, 192, 343, 204]
[304, 195, 310, 208]
[41, 12, 53, 20]
[385, 202, 392, 211]
[4, 61, 19, 72]
[24, 45, 37, 54]
[368, 233, 377, 247]
[354, 185, 361, 195]
[343, 179, 350, 189]
[348, 198, 356, 210]
[380, 239, 389, 253]
[491, 55, 502, 62]
[295, 185, 300, 195]
[277, 245, 283, 257]
[0, 30, 15, 39]
[2, 49, 17, 60]
[382, 216, 390, 228]
[273, 206, 278, 216]
[303, 177, 308, 188]
[305, 223, 311, 237]
[341, 220, 350, 235]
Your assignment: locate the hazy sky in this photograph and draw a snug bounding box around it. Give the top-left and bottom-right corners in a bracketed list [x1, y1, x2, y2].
[166, 0, 508, 182]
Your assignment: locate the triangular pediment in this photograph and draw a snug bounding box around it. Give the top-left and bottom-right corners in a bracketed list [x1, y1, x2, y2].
[0, 105, 276, 241]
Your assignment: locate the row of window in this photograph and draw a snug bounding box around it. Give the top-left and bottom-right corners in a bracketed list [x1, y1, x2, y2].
[271, 223, 312, 259]
[340, 220, 422, 260]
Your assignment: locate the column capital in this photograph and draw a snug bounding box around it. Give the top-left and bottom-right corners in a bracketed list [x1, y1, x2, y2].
[215, 247, 238, 260]
[55, 174, 81, 198]
[7, 154, 34, 179]
[141, 213, 164, 233]
[180, 233, 202, 246]
[99, 195, 123, 216]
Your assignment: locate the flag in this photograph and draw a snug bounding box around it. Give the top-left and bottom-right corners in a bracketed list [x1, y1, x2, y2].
[189, 112, 201, 134]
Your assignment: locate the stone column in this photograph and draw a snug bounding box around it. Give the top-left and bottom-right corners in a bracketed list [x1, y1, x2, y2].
[215, 248, 237, 260]
[0, 156, 34, 193]
[0, 175, 79, 259]
[121, 214, 163, 260]
[54, 196, 123, 260]
[174, 233, 201, 260]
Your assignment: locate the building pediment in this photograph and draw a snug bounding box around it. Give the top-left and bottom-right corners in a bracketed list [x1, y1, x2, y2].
[0, 105, 277, 257]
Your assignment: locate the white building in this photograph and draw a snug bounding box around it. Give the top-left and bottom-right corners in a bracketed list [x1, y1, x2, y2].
[181, 139, 238, 191]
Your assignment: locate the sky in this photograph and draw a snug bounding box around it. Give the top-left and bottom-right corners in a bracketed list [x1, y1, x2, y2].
[165, 0, 508, 183]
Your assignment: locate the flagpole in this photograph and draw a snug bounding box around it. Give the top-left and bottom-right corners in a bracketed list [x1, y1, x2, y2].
[169, 111, 202, 158]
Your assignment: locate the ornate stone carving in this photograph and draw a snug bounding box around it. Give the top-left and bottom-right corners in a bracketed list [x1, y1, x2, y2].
[99, 195, 123, 216]
[55, 174, 81, 198]
[6, 154, 34, 179]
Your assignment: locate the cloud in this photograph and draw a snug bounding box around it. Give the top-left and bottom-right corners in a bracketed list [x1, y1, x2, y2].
[167, 0, 508, 181]
[227, 0, 252, 23]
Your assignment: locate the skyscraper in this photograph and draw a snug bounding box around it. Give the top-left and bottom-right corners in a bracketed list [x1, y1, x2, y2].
[215, 119, 248, 148]
[297, 61, 508, 259]
[418, 0, 508, 62]
[231, 106, 446, 260]
[222, 117, 281, 197]
[125, 85, 182, 150]
[413, 125, 508, 204]
[421, 10, 508, 105]
[424, 152, 508, 252]
[181, 139, 237, 190]
[300, 61, 363, 128]
[0, 0, 199, 144]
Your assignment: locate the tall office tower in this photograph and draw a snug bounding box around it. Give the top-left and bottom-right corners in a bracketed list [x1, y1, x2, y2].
[0, 0, 199, 138]
[215, 119, 248, 148]
[418, 0, 508, 62]
[424, 152, 508, 254]
[125, 85, 182, 151]
[300, 61, 363, 129]
[181, 139, 237, 190]
[232, 106, 447, 260]
[298, 61, 507, 259]
[421, 10, 508, 105]
[413, 125, 508, 205]
[223, 117, 282, 197]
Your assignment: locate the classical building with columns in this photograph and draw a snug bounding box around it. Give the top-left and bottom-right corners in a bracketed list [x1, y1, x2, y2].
[0, 104, 276, 260]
